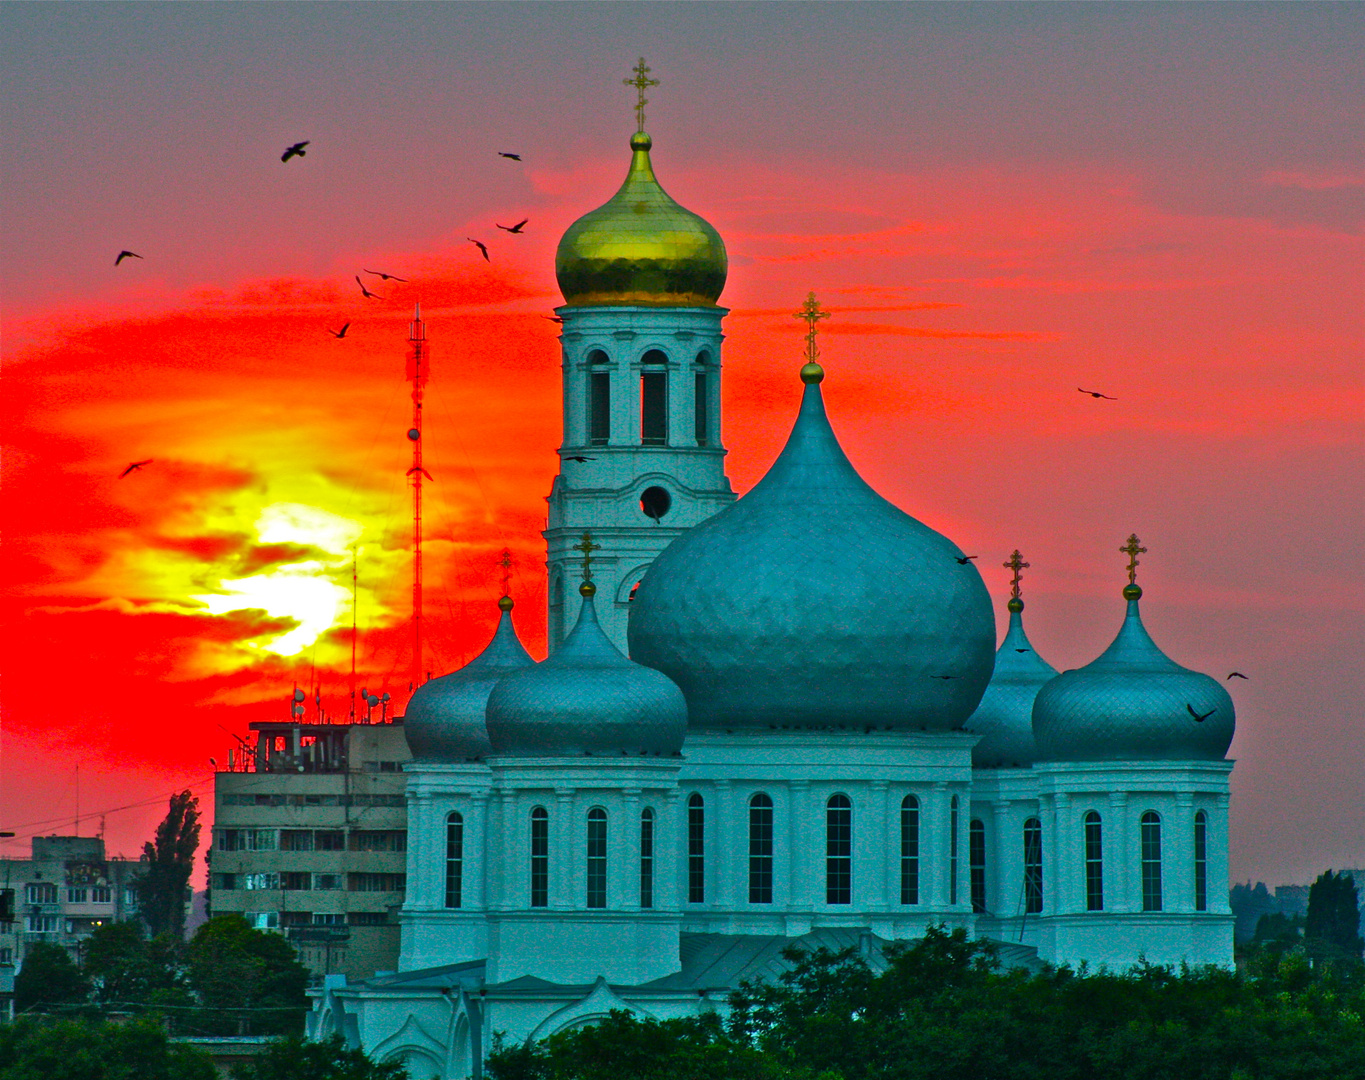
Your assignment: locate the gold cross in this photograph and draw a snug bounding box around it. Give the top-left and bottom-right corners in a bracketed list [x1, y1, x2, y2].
[793, 291, 830, 366]
[624, 58, 659, 133]
[1004, 549, 1029, 601]
[498, 547, 513, 597]
[573, 532, 600, 582]
[1120, 533, 1147, 585]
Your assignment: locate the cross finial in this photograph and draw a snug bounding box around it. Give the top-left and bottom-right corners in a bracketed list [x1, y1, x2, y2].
[1004, 549, 1030, 601]
[498, 547, 513, 598]
[572, 531, 600, 583]
[624, 58, 659, 134]
[1120, 533, 1147, 585]
[793, 291, 831, 368]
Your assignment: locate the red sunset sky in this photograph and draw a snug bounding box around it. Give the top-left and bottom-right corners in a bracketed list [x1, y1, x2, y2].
[2, 4, 1361, 889]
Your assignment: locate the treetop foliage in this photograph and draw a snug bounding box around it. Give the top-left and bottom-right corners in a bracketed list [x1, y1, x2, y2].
[133, 789, 201, 940]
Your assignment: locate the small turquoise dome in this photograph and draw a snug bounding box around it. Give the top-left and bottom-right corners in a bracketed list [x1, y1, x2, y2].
[404, 600, 534, 762]
[1032, 589, 1234, 761]
[487, 590, 687, 757]
[628, 372, 996, 731]
[968, 600, 1058, 767]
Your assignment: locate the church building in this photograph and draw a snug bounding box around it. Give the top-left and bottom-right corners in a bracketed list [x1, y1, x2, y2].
[309, 66, 1237, 1079]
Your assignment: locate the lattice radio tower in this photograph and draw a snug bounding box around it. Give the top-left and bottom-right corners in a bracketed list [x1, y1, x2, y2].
[406, 303, 432, 695]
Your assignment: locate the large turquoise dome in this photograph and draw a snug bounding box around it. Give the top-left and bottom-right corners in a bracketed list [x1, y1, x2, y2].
[1032, 587, 1235, 762]
[967, 597, 1058, 767]
[404, 599, 534, 762]
[627, 369, 996, 731]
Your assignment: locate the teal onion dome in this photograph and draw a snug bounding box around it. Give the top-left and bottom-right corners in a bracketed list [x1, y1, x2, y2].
[404, 598, 534, 762]
[1032, 587, 1235, 761]
[628, 371, 996, 731]
[486, 589, 687, 757]
[967, 600, 1058, 767]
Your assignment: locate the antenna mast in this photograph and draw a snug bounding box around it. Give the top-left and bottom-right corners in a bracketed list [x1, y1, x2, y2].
[405, 304, 431, 696]
[350, 549, 358, 721]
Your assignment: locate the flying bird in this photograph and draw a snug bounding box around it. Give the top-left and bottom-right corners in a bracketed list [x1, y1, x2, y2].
[1078, 387, 1117, 400]
[955, 555, 978, 564]
[930, 675, 960, 681]
[363, 269, 408, 282]
[1187, 704, 1217, 723]
[355, 275, 383, 300]
[329, 323, 351, 339]
[281, 140, 310, 162]
[118, 459, 152, 479]
[114, 250, 142, 265]
[498, 152, 522, 161]
[1227, 672, 1249, 680]
[1014, 648, 1031, 653]
[542, 315, 564, 323]
[564, 456, 596, 463]
[496, 219, 528, 234]
[467, 238, 490, 262]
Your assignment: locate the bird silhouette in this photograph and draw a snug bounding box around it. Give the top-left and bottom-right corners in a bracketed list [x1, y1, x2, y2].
[1227, 672, 1249, 680]
[498, 152, 522, 161]
[930, 675, 959, 681]
[955, 555, 978, 564]
[1078, 387, 1117, 400]
[281, 141, 310, 162]
[542, 315, 564, 323]
[363, 269, 408, 282]
[114, 250, 142, 266]
[1187, 704, 1217, 723]
[496, 219, 528, 234]
[467, 238, 490, 262]
[564, 456, 596, 463]
[1014, 648, 1031, 653]
[118, 459, 152, 479]
[329, 323, 351, 339]
[355, 276, 383, 300]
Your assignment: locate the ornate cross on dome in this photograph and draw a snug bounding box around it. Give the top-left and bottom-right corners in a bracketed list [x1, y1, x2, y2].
[498, 547, 513, 597]
[793, 291, 830, 366]
[624, 58, 659, 133]
[573, 531, 600, 582]
[1004, 549, 1029, 601]
[1120, 533, 1147, 584]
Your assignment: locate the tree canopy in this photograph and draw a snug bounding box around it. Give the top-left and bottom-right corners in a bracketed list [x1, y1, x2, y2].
[0, 1016, 216, 1080]
[1305, 869, 1364, 964]
[229, 1035, 410, 1080]
[183, 914, 309, 1036]
[133, 789, 201, 940]
[13, 941, 89, 1016]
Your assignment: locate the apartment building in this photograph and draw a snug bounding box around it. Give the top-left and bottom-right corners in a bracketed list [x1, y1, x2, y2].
[210, 716, 410, 981]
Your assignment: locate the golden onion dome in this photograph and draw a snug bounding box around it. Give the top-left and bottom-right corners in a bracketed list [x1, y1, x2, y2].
[556, 132, 727, 308]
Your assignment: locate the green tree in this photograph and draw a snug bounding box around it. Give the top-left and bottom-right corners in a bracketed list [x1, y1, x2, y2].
[13, 941, 89, 1015]
[133, 789, 201, 940]
[0, 1015, 215, 1080]
[183, 914, 308, 1036]
[1305, 869, 1364, 963]
[229, 1035, 409, 1080]
[83, 920, 188, 1012]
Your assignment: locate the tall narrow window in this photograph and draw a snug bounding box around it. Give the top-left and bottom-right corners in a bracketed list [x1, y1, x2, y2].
[749, 793, 774, 904]
[587, 808, 607, 909]
[694, 352, 710, 446]
[640, 350, 668, 446]
[530, 807, 549, 908]
[1140, 811, 1163, 912]
[640, 808, 655, 910]
[1023, 817, 1043, 914]
[969, 819, 987, 914]
[826, 794, 852, 905]
[949, 796, 960, 905]
[1084, 811, 1104, 911]
[1193, 810, 1208, 912]
[445, 812, 463, 909]
[900, 795, 920, 905]
[687, 793, 705, 903]
[588, 350, 610, 445]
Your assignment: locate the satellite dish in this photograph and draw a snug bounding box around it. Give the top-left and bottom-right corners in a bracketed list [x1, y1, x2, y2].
[292, 704, 305, 717]
[360, 687, 368, 699]
[367, 696, 380, 707]
[293, 689, 305, 703]
[381, 692, 391, 702]
[407, 428, 421, 441]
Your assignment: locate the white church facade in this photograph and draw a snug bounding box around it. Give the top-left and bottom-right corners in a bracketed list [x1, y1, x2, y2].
[309, 79, 1237, 1080]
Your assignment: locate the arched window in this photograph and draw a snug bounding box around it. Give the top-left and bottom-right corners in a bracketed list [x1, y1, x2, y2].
[969, 819, 987, 914]
[694, 351, 711, 446]
[1023, 817, 1043, 914]
[586, 808, 607, 909]
[587, 350, 610, 446]
[687, 793, 705, 903]
[826, 794, 852, 905]
[900, 795, 920, 905]
[445, 812, 463, 909]
[640, 349, 668, 445]
[530, 807, 549, 908]
[749, 793, 774, 904]
[1084, 811, 1104, 911]
[1140, 811, 1163, 912]
[949, 796, 960, 905]
[640, 808, 655, 909]
[1194, 810, 1208, 912]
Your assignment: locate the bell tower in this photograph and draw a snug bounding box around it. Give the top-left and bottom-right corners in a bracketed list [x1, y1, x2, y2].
[544, 60, 735, 653]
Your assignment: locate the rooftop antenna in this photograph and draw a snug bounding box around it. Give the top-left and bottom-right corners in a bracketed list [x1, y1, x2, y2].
[405, 303, 432, 698]
[74, 764, 79, 837]
[350, 548, 358, 721]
